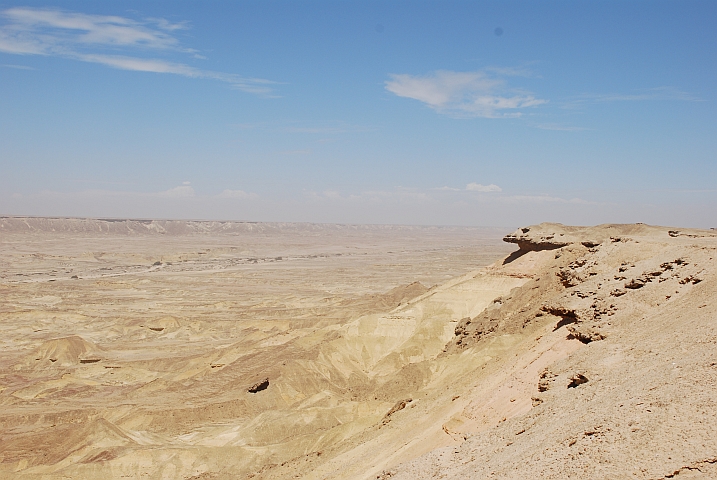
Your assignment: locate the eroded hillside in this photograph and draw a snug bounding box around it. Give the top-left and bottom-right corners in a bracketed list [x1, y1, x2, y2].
[1, 221, 715, 479]
[385, 223, 717, 480]
[0, 220, 512, 479]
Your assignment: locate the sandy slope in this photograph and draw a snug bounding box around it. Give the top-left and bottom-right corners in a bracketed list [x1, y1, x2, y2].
[383, 223, 717, 480]
[1, 220, 715, 479]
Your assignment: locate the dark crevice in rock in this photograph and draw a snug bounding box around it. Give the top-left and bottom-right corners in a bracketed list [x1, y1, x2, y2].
[664, 457, 717, 478]
[502, 249, 529, 265]
[554, 316, 577, 331]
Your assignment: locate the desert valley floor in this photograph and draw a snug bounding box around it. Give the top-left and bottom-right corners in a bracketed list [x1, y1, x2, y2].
[0, 217, 716, 479]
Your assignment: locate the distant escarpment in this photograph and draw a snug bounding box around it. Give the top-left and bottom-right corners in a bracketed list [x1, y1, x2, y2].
[0, 216, 502, 236]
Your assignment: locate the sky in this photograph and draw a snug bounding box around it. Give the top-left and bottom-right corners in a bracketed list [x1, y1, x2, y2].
[1, 1, 715, 227]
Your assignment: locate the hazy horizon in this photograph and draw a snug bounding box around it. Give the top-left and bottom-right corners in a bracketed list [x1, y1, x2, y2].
[2, 1, 715, 228]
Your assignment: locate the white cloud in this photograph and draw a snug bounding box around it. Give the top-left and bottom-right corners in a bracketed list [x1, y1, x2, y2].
[0, 7, 276, 95]
[466, 183, 502, 192]
[217, 189, 257, 199]
[157, 185, 195, 198]
[385, 70, 546, 118]
[386, 71, 499, 107]
[1, 7, 179, 52]
[149, 18, 190, 32]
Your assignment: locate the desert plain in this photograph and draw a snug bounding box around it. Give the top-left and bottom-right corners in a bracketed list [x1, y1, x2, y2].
[0, 217, 716, 479]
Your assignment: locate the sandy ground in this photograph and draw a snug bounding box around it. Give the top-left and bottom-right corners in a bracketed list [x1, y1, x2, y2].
[1, 218, 715, 480]
[0, 218, 513, 479]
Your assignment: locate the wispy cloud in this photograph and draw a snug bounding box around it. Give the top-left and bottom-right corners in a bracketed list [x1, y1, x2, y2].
[148, 17, 190, 33]
[436, 183, 502, 192]
[1, 62, 34, 69]
[466, 182, 502, 192]
[0, 7, 277, 95]
[385, 69, 546, 118]
[0, 7, 183, 55]
[155, 185, 195, 197]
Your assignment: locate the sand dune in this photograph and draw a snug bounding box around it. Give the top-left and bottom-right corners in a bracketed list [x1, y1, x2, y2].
[1, 219, 715, 479]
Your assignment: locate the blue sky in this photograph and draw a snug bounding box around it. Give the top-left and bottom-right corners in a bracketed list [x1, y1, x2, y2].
[1, 1, 715, 227]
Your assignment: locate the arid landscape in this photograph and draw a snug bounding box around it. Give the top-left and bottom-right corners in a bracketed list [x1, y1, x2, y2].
[2, 2, 713, 478]
[1, 217, 716, 479]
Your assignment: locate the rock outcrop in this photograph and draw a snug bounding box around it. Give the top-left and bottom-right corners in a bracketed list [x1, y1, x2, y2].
[386, 223, 717, 480]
